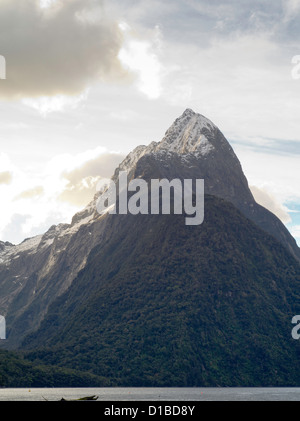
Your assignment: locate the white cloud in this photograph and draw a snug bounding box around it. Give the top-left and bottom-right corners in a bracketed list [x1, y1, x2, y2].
[22, 90, 89, 116]
[39, 0, 57, 8]
[0, 152, 13, 171]
[1, 0, 300, 248]
[233, 146, 300, 207]
[0, 146, 124, 244]
[118, 24, 164, 99]
[283, 0, 300, 22]
[290, 225, 300, 240]
[146, 31, 300, 144]
[108, 109, 140, 121]
[0, 171, 12, 185]
[250, 185, 292, 223]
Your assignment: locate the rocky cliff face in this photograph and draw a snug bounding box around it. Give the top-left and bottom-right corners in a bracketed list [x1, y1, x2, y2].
[22, 195, 300, 386]
[0, 108, 299, 349]
[0, 205, 112, 348]
[114, 108, 300, 260]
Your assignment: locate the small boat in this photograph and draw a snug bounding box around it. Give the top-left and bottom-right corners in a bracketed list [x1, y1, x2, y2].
[60, 395, 99, 401]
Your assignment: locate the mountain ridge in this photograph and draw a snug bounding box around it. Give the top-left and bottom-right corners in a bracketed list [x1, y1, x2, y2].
[0, 108, 299, 352]
[23, 194, 300, 386]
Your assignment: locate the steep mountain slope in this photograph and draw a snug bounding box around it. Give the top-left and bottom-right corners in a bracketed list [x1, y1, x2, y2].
[0, 108, 299, 353]
[0, 206, 112, 348]
[113, 109, 300, 260]
[23, 195, 300, 386]
[0, 349, 110, 387]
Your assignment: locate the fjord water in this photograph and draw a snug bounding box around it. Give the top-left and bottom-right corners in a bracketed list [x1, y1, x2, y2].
[0, 388, 300, 401]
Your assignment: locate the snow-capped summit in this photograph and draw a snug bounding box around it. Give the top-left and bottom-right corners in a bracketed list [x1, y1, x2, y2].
[111, 108, 300, 263]
[115, 109, 220, 177]
[156, 108, 217, 156]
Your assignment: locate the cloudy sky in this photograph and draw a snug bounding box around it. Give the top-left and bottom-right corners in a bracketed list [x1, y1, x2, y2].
[0, 0, 300, 245]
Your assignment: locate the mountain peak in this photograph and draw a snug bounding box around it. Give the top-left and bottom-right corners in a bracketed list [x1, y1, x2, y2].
[156, 109, 217, 156]
[179, 108, 216, 128]
[182, 108, 196, 117]
[112, 108, 300, 262]
[116, 109, 219, 176]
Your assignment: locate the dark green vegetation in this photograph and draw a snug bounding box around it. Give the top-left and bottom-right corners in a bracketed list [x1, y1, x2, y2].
[0, 349, 110, 387]
[20, 195, 300, 386]
[1, 109, 300, 388]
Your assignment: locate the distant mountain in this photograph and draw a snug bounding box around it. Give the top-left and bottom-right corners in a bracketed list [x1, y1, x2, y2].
[1, 108, 300, 387]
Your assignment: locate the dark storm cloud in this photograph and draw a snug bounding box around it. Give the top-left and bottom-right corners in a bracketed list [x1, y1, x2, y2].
[0, 0, 126, 99]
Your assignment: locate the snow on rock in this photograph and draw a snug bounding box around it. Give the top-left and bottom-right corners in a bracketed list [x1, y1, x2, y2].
[0, 235, 43, 264]
[116, 109, 217, 176]
[156, 108, 216, 155]
[0, 109, 218, 266]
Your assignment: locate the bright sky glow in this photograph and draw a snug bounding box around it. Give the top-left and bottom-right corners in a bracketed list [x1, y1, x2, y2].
[0, 0, 299, 245]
